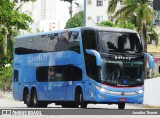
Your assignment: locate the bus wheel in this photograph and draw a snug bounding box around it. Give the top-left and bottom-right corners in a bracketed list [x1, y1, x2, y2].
[32, 89, 40, 108]
[24, 91, 33, 107]
[79, 92, 87, 108]
[40, 102, 48, 108]
[75, 91, 87, 108]
[118, 103, 125, 109]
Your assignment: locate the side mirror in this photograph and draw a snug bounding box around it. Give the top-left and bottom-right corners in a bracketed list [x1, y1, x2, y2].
[144, 53, 154, 69]
[85, 49, 101, 66]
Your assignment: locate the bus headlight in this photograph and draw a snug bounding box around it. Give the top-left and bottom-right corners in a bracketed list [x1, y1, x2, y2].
[136, 90, 143, 94]
[95, 86, 110, 93]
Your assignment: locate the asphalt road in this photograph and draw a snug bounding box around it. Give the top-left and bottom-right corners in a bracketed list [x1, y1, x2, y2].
[0, 91, 160, 118]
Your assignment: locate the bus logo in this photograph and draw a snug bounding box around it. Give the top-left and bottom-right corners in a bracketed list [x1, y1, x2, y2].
[115, 56, 132, 60]
[121, 92, 125, 96]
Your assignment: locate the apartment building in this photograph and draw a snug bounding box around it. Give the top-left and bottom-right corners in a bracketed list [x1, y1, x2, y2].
[85, 0, 123, 26]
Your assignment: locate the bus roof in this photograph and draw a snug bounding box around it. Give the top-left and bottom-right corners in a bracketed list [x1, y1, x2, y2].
[16, 26, 137, 39]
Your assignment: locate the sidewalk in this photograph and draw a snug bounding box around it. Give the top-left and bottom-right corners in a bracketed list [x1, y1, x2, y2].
[0, 90, 13, 99]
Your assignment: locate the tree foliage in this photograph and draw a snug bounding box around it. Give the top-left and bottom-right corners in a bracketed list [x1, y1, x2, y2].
[0, 0, 33, 60]
[99, 20, 135, 30]
[66, 11, 84, 28]
[14, 0, 36, 2]
[98, 21, 115, 27]
[60, 0, 74, 18]
[0, 65, 12, 91]
[116, 21, 135, 30]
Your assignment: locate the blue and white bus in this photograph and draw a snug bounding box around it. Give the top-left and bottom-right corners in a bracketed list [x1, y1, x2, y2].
[13, 27, 154, 109]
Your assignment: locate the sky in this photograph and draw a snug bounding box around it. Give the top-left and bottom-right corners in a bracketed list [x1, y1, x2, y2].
[56, 0, 84, 29]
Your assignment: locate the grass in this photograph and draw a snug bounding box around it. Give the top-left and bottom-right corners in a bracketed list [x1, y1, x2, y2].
[143, 105, 160, 109]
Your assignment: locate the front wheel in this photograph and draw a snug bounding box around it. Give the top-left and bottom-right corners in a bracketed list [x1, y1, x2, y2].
[75, 91, 87, 108]
[118, 103, 125, 109]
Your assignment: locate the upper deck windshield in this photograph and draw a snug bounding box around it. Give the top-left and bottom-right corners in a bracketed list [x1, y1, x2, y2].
[98, 31, 143, 53]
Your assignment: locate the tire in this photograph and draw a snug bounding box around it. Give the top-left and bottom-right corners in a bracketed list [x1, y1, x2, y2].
[75, 90, 87, 108]
[79, 92, 87, 108]
[24, 91, 33, 107]
[32, 90, 48, 108]
[118, 103, 125, 109]
[32, 89, 40, 108]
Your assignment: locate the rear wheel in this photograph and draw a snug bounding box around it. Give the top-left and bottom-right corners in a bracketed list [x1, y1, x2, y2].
[32, 89, 48, 108]
[118, 103, 125, 109]
[24, 91, 33, 107]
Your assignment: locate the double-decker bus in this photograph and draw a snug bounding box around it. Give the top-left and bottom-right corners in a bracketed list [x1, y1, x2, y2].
[13, 27, 154, 109]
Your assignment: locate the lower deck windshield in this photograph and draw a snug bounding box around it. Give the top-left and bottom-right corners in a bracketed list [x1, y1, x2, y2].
[101, 60, 144, 87]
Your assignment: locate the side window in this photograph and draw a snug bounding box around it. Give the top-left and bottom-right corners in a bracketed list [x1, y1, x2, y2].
[54, 66, 63, 81]
[82, 30, 96, 50]
[36, 66, 64, 82]
[36, 67, 48, 82]
[54, 33, 63, 51]
[62, 65, 82, 81]
[13, 70, 19, 82]
[68, 31, 80, 53]
[15, 38, 28, 54]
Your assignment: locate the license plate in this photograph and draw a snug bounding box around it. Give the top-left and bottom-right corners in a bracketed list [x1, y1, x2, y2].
[118, 98, 126, 102]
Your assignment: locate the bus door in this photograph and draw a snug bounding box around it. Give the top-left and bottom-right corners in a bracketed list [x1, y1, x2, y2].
[13, 68, 23, 100]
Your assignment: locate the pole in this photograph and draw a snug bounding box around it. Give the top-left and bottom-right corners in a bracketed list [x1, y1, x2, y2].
[84, 0, 86, 26]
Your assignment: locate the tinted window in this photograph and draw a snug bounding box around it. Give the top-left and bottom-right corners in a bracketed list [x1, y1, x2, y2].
[13, 70, 19, 82]
[36, 65, 82, 82]
[36, 66, 48, 82]
[63, 65, 82, 81]
[82, 30, 96, 50]
[15, 31, 80, 54]
[98, 32, 143, 53]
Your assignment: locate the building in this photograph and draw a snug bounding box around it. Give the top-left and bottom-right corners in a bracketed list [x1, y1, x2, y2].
[85, 0, 123, 26]
[16, 0, 72, 34]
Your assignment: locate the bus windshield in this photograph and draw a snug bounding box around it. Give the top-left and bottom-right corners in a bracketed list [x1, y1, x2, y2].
[98, 31, 143, 53]
[101, 60, 144, 87]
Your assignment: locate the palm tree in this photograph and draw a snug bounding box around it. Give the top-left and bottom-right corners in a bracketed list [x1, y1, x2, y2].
[112, 0, 154, 47]
[60, 0, 75, 18]
[108, 0, 121, 14]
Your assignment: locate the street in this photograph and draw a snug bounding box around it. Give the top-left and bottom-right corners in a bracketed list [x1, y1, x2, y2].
[0, 91, 160, 118]
[0, 91, 144, 109]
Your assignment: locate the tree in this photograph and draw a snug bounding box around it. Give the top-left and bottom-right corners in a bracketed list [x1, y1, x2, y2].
[98, 21, 115, 27]
[98, 20, 135, 30]
[60, 0, 74, 18]
[66, 11, 83, 28]
[116, 21, 135, 30]
[108, 0, 121, 14]
[13, 0, 36, 2]
[60, 0, 79, 18]
[0, 0, 33, 60]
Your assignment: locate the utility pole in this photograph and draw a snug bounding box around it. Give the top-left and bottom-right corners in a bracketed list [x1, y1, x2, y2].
[84, 0, 86, 26]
